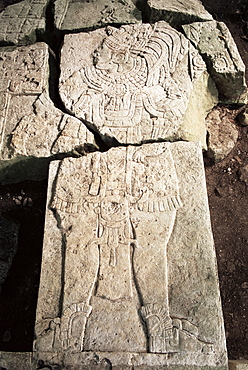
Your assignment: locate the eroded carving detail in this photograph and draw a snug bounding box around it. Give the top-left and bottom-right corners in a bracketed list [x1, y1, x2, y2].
[60, 22, 206, 144]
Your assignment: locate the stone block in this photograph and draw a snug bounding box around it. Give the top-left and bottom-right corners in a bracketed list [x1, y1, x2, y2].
[206, 107, 239, 162]
[147, 0, 213, 27]
[229, 360, 248, 370]
[34, 141, 228, 369]
[59, 21, 218, 148]
[54, 0, 142, 31]
[0, 0, 48, 46]
[182, 21, 247, 103]
[0, 42, 94, 167]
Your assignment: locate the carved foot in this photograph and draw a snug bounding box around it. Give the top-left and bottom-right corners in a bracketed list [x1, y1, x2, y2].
[60, 302, 92, 352]
[140, 304, 179, 353]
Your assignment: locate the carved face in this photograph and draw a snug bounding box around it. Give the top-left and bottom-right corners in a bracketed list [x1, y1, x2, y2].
[93, 43, 112, 69]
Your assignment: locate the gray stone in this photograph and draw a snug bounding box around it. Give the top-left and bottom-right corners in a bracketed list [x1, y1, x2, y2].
[0, 42, 94, 163]
[59, 22, 218, 148]
[182, 21, 247, 103]
[206, 107, 239, 162]
[54, 0, 142, 31]
[34, 141, 228, 368]
[0, 0, 48, 46]
[147, 0, 213, 27]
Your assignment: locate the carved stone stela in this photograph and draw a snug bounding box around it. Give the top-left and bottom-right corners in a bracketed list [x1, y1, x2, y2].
[33, 21, 227, 369]
[35, 143, 227, 367]
[59, 21, 209, 146]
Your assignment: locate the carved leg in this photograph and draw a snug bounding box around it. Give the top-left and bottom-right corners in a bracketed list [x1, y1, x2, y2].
[60, 302, 92, 351]
[131, 209, 177, 353]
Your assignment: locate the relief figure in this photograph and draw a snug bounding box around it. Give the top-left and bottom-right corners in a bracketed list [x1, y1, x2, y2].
[59, 21, 205, 144]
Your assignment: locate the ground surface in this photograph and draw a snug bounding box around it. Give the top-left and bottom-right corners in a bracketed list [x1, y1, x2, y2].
[0, 0, 247, 360]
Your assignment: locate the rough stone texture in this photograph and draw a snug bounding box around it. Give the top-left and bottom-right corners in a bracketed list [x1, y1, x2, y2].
[147, 0, 213, 27]
[182, 21, 247, 103]
[0, 217, 19, 293]
[0, 351, 32, 369]
[0, 0, 48, 46]
[59, 21, 217, 148]
[237, 107, 248, 126]
[54, 0, 142, 31]
[206, 107, 239, 162]
[229, 360, 248, 370]
[34, 142, 228, 369]
[0, 42, 94, 164]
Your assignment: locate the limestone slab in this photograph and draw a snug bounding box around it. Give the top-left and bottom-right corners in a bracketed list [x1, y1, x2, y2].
[0, 0, 48, 46]
[54, 0, 142, 31]
[0, 351, 33, 370]
[0, 42, 94, 163]
[59, 21, 218, 148]
[147, 0, 213, 26]
[34, 141, 228, 368]
[182, 21, 247, 103]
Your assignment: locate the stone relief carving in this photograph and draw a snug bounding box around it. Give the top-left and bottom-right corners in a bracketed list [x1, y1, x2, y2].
[0, 0, 48, 45]
[59, 21, 206, 145]
[35, 144, 215, 355]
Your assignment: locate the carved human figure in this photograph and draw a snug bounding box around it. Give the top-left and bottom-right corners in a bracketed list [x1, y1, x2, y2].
[51, 144, 181, 353]
[60, 21, 205, 145]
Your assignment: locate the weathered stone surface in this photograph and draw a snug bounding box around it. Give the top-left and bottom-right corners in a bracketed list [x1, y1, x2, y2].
[0, 351, 32, 370]
[0, 217, 19, 293]
[229, 360, 248, 370]
[237, 106, 248, 126]
[34, 141, 228, 368]
[147, 0, 213, 27]
[0, 42, 94, 163]
[182, 21, 247, 103]
[0, 0, 48, 46]
[206, 107, 239, 162]
[54, 0, 142, 31]
[59, 21, 217, 148]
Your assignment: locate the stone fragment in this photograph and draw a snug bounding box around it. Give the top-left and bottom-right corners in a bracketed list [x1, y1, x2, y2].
[182, 21, 247, 103]
[59, 21, 218, 148]
[229, 360, 248, 370]
[0, 0, 48, 46]
[54, 0, 142, 31]
[34, 142, 228, 369]
[0, 42, 94, 164]
[206, 107, 239, 162]
[237, 106, 248, 126]
[238, 164, 248, 184]
[147, 0, 213, 27]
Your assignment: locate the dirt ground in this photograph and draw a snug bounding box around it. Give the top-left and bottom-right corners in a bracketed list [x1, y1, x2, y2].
[0, 0, 247, 361]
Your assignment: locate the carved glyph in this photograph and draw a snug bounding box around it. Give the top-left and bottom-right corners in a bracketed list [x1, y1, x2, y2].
[182, 21, 247, 102]
[0, 0, 48, 45]
[59, 21, 208, 145]
[0, 43, 93, 160]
